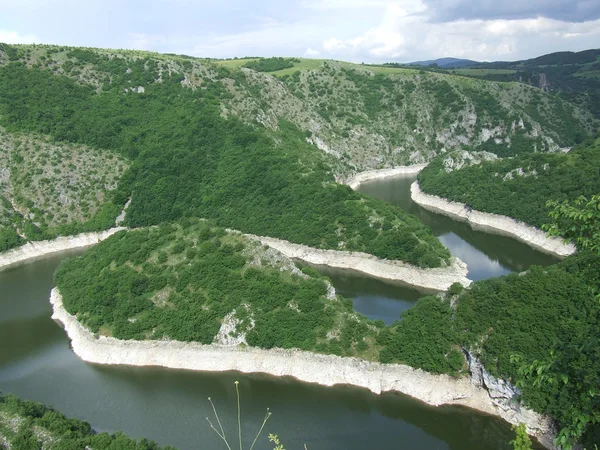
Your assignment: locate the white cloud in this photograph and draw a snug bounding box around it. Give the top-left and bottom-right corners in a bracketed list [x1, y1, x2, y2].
[304, 47, 321, 56]
[301, 0, 391, 10]
[0, 30, 38, 44]
[315, 5, 600, 62]
[0, 0, 598, 62]
[127, 33, 151, 51]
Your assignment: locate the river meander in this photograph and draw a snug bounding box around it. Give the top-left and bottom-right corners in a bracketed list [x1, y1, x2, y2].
[0, 175, 553, 449]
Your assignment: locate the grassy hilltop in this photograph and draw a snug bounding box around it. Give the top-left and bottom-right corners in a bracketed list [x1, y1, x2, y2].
[417, 135, 600, 228]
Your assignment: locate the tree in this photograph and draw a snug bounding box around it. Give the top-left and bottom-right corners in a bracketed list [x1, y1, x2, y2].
[544, 195, 600, 257]
[510, 424, 533, 450]
[521, 195, 600, 448]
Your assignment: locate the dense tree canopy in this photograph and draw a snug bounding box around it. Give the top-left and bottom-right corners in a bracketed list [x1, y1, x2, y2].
[54, 219, 466, 373]
[0, 62, 450, 267]
[418, 136, 600, 228]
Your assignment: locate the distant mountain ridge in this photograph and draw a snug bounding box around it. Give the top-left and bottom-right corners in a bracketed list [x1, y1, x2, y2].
[473, 48, 600, 69]
[406, 48, 600, 70]
[405, 57, 480, 68]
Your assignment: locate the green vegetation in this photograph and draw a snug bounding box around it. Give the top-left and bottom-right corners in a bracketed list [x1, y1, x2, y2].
[454, 69, 518, 76]
[510, 424, 533, 450]
[2, 43, 595, 176]
[0, 129, 128, 246]
[1, 43, 599, 447]
[0, 393, 176, 449]
[0, 59, 449, 266]
[54, 220, 383, 358]
[243, 57, 300, 72]
[520, 194, 600, 448]
[376, 295, 463, 373]
[417, 136, 600, 228]
[382, 251, 599, 446]
[54, 219, 464, 373]
[450, 49, 600, 120]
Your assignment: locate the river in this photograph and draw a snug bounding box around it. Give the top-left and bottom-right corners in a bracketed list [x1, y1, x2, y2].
[0, 175, 552, 449]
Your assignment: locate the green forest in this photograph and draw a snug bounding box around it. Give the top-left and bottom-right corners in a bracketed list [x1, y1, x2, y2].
[243, 57, 300, 72]
[417, 136, 600, 228]
[1, 44, 599, 449]
[54, 220, 380, 357]
[0, 61, 450, 267]
[54, 219, 464, 372]
[381, 251, 599, 447]
[53, 217, 600, 445]
[0, 393, 176, 449]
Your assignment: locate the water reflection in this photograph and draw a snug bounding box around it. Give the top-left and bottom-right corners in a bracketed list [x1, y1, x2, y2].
[438, 233, 511, 281]
[0, 253, 545, 450]
[357, 175, 557, 279]
[311, 265, 424, 324]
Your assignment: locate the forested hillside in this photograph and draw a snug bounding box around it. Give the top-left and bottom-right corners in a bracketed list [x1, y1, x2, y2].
[377, 250, 600, 447]
[1, 42, 599, 448]
[54, 219, 464, 371]
[53, 217, 600, 445]
[452, 49, 600, 120]
[417, 135, 600, 228]
[0, 129, 128, 251]
[0, 42, 596, 262]
[0, 51, 450, 267]
[1, 43, 596, 173]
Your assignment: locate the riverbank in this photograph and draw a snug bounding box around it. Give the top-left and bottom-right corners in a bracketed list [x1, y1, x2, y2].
[410, 182, 576, 258]
[0, 228, 125, 272]
[50, 287, 556, 448]
[0, 224, 468, 291]
[251, 235, 471, 292]
[346, 164, 427, 189]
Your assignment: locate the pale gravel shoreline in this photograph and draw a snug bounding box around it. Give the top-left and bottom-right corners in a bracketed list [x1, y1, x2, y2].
[0, 228, 125, 272]
[253, 235, 471, 292]
[0, 224, 469, 291]
[0, 171, 558, 447]
[346, 164, 427, 189]
[410, 182, 576, 258]
[49, 287, 556, 448]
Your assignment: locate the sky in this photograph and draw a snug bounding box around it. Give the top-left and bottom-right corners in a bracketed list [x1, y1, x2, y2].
[0, 0, 599, 63]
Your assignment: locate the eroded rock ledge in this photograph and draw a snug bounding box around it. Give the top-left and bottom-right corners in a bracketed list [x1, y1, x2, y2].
[345, 164, 427, 189]
[410, 182, 576, 258]
[50, 288, 556, 448]
[0, 224, 468, 291]
[0, 228, 125, 271]
[252, 235, 470, 292]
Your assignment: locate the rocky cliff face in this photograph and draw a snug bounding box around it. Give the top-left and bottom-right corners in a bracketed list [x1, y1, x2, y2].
[222, 64, 591, 172]
[466, 350, 558, 449]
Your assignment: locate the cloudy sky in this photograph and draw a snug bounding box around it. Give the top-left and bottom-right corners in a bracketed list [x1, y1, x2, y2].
[1, 0, 599, 63]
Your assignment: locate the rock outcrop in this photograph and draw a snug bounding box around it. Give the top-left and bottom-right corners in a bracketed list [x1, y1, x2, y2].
[253, 235, 471, 292]
[466, 351, 557, 449]
[0, 228, 125, 271]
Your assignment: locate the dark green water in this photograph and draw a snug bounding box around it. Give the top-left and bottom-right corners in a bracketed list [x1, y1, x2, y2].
[0, 253, 534, 450]
[357, 175, 557, 280]
[0, 175, 553, 449]
[345, 175, 558, 323]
